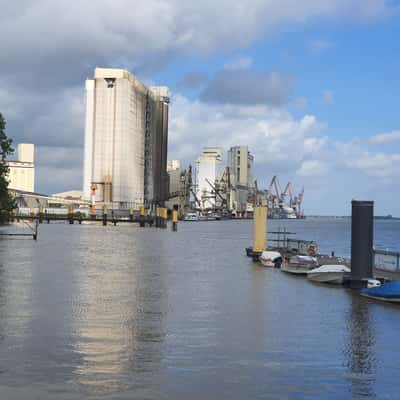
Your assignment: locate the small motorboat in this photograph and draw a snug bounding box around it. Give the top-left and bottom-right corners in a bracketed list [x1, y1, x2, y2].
[360, 281, 400, 303]
[307, 264, 350, 285]
[259, 251, 283, 268]
[183, 213, 199, 221]
[281, 255, 318, 275]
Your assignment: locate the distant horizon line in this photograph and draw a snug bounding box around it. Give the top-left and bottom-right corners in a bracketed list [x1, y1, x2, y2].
[306, 215, 399, 220]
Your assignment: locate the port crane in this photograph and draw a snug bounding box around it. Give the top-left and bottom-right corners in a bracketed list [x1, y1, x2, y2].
[265, 176, 304, 217]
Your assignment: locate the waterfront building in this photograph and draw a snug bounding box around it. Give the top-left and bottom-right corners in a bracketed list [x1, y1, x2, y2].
[6, 143, 35, 192]
[227, 146, 254, 188]
[165, 160, 181, 210]
[167, 160, 181, 197]
[195, 147, 223, 209]
[167, 160, 180, 172]
[83, 68, 169, 208]
[227, 146, 255, 215]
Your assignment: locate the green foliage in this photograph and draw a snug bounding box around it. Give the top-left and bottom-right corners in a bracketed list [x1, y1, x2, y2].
[0, 113, 16, 223]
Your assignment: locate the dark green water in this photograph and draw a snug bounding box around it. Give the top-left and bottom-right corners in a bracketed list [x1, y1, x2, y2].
[0, 219, 399, 399]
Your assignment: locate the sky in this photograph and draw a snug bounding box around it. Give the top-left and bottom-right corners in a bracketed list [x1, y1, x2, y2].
[0, 0, 400, 216]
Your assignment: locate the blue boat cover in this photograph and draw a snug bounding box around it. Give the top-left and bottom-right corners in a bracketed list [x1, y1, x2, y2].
[361, 281, 400, 299]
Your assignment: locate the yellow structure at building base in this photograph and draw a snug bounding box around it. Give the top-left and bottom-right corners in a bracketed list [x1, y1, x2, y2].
[172, 210, 178, 231]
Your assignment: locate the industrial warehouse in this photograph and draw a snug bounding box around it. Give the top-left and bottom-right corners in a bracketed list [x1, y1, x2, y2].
[167, 146, 304, 220]
[83, 68, 169, 209]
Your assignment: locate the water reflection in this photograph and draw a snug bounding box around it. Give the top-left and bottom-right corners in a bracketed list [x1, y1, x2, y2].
[344, 294, 376, 399]
[0, 239, 34, 338]
[71, 228, 167, 397]
[0, 237, 34, 382]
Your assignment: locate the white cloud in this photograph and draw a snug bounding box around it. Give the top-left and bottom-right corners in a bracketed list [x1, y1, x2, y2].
[169, 94, 325, 169]
[370, 130, 400, 144]
[0, 0, 392, 77]
[323, 90, 335, 105]
[297, 160, 328, 176]
[346, 152, 400, 177]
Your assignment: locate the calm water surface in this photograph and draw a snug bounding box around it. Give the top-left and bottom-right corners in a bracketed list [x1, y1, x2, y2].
[0, 219, 399, 399]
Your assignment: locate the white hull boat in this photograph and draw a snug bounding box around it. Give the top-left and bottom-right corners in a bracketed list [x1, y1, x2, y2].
[281, 263, 316, 274]
[259, 251, 282, 268]
[307, 265, 350, 284]
[281, 255, 319, 275]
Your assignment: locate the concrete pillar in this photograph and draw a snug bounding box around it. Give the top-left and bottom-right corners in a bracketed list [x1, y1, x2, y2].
[350, 200, 374, 287]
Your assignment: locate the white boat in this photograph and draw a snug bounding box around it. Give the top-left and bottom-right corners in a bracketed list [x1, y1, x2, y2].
[259, 251, 282, 268]
[281, 255, 319, 275]
[307, 264, 350, 284]
[183, 213, 199, 221]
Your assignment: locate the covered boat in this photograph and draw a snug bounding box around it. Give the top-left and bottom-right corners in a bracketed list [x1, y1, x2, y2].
[259, 251, 283, 268]
[360, 281, 400, 303]
[307, 264, 350, 285]
[281, 255, 318, 275]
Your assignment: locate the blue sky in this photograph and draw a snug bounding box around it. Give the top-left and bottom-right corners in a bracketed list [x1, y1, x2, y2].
[0, 0, 399, 215]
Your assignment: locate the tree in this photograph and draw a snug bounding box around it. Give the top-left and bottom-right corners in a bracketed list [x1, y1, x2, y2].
[0, 113, 15, 224]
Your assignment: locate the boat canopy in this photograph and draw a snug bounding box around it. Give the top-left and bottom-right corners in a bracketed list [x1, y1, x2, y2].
[308, 265, 350, 274]
[289, 255, 318, 265]
[261, 251, 282, 260]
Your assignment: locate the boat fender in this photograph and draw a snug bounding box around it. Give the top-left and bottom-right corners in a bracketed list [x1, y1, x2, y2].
[307, 243, 317, 256]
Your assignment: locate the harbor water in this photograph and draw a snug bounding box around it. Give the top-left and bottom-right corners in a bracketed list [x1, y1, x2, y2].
[0, 219, 399, 399]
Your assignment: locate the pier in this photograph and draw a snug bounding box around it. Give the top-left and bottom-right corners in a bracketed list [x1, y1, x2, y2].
[246, 201, 400, 284]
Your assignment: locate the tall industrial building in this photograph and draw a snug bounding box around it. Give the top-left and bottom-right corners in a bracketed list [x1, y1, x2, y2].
[83, 68, 169, 208]
[195, 147, 223, 208]
[227, 146, 254, 214]
[227, 146, 254, 188]
[7, 144, 35, 192]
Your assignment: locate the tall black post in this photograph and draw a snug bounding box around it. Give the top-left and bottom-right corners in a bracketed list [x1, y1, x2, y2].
[350, 200, 374, 288]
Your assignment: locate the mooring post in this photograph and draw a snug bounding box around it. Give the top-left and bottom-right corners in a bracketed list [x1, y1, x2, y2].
[33, 220, 38, 240]
[139, 206, 145, 227]
[68, 205, 74, 224]
[38, 206, 43, 224]
[155, 207, 160, 228]
[350, 200, 374, 288]
[252, 205, 267, 260]
[148, 208, 154, 227]
[160, 208, 167, 229]
[102, 205, 108, 226]
[172, 206, 178, 232]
